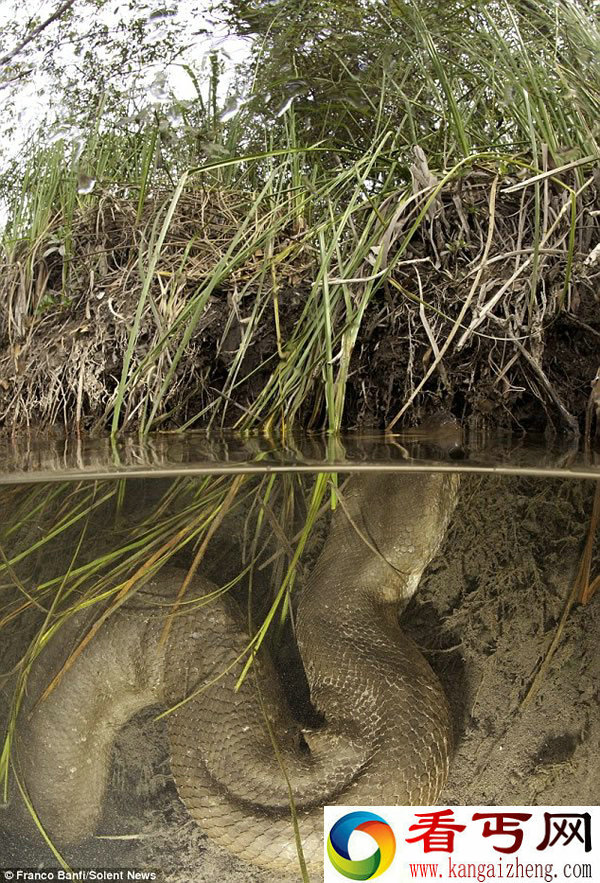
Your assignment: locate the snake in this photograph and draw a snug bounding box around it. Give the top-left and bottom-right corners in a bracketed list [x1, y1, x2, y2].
[9, 470, 459, 878]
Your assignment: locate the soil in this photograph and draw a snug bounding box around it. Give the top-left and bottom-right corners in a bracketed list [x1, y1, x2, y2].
[1, 175, 599, 438]
[0, 472, 598, 881]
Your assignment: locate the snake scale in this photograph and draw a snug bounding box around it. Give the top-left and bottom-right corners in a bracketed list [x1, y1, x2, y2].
[10, 471, 459, 877]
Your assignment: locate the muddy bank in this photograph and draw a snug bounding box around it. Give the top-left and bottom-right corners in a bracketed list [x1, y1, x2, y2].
[1, 171, 598, 437]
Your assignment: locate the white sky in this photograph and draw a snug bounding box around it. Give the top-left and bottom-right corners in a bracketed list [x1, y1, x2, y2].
[0, 0, 254, 227]
[0, 0, 253, 167]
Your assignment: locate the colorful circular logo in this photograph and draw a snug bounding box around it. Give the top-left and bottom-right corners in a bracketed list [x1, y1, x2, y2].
[327, 810, 396, 880]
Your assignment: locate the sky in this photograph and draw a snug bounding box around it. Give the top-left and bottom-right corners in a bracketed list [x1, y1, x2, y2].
[0, 0, 253, 170]
[0, 0, 254, 226]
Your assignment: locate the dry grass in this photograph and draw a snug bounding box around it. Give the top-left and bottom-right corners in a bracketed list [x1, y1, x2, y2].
[0, 156, 598, 434]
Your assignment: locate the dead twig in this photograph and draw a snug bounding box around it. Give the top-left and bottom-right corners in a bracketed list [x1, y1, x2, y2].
[574, 481, 600, 606]
[386, 176, 499, 431]
[508, 332, 580, 436]
[521, 481, 599, 708]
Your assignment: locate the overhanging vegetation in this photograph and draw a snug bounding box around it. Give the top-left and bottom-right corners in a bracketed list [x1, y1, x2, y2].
[0, 0, 598, 435]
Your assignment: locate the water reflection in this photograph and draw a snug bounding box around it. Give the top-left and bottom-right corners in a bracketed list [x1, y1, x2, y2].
[0, 427, 597, 483]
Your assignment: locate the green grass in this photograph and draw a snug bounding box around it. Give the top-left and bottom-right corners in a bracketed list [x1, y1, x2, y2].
[0, 0, 597, 436]
[0, 1, 598, 872]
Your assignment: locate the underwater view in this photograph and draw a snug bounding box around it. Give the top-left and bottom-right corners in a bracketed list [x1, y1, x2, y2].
[1, 434, 599, 881]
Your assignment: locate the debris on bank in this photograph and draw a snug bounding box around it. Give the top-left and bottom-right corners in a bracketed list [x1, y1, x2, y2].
[0, 162, 598, 435]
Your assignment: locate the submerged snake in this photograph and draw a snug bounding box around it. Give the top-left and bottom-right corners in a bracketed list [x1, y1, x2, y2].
[10, 470, 459, 877]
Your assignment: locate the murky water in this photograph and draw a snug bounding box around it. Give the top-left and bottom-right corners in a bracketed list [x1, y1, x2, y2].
[0, 432, 598, 882]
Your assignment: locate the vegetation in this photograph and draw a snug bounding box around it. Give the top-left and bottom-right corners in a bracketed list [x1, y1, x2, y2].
[0, 2, 599, 875]
[0, 0, 598, 435]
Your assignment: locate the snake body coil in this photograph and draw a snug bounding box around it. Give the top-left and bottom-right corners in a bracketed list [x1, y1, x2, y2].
[12, 472, 459, 877]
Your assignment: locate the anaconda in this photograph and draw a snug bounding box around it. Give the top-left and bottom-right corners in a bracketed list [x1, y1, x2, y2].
[9, 471, 459, 877]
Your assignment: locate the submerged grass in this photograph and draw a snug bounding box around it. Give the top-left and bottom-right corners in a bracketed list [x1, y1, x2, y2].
[0, 471, 331, 875]
[0, 0, 599, 871]
[0, 471, 331, 769]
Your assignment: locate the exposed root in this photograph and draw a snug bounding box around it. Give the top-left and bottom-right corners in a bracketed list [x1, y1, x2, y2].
[0, 165, 598, 432]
